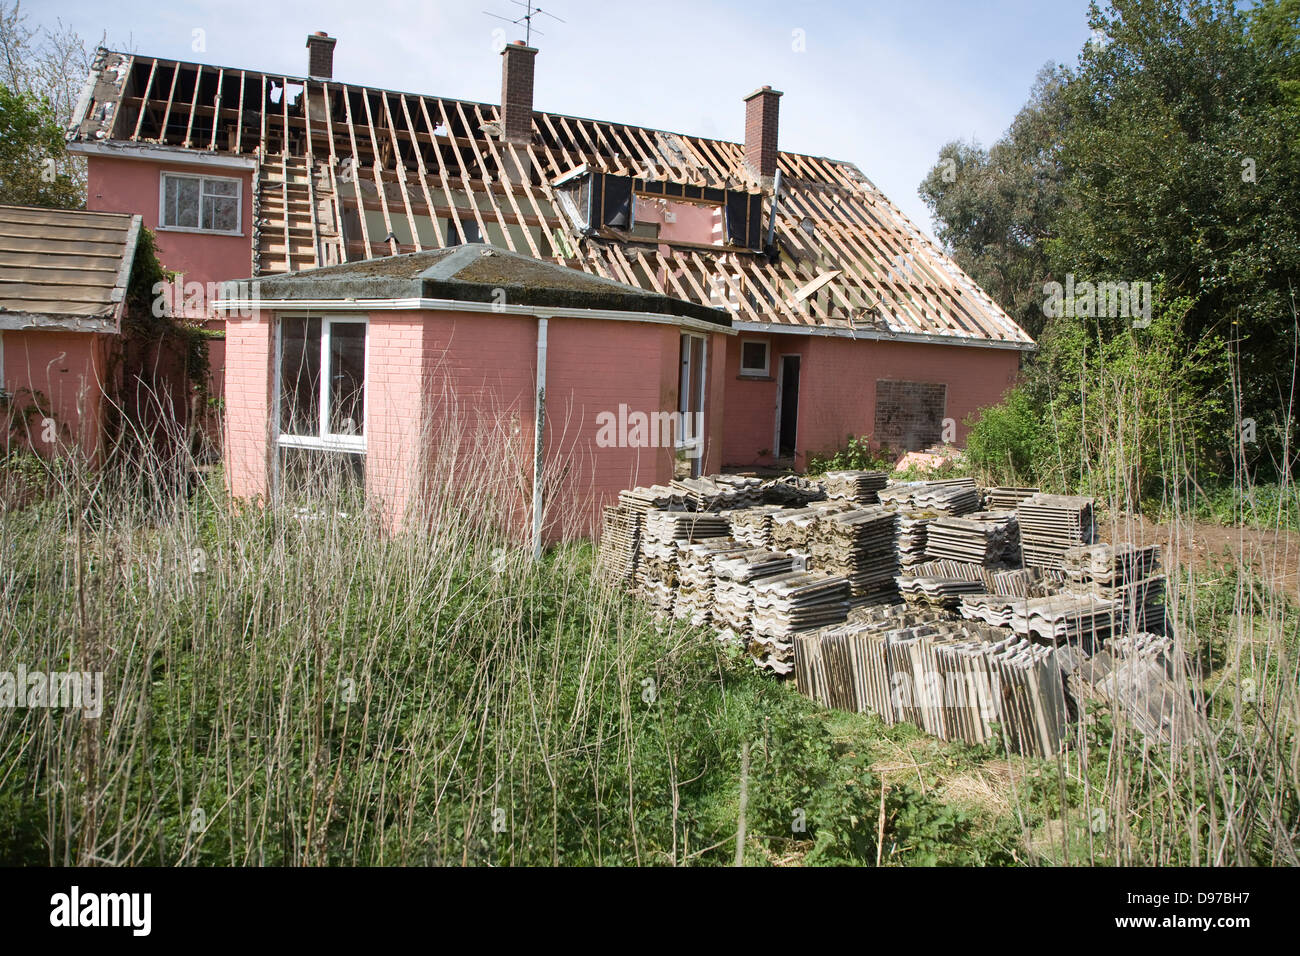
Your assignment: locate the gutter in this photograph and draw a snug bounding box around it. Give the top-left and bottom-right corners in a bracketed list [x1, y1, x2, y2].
[730, 320, 1036, 352]
[67, 141, 259, 171]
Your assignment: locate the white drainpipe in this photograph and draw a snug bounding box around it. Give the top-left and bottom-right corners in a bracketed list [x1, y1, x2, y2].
[532, 317, 548, 560]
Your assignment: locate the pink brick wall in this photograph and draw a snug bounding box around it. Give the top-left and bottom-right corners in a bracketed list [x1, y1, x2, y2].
[223, 307, 721, 542]
[221, 313, 272, 500]
[1, 330, 113, 457]
[87, 155, 255, 412]
[722, 332, 1022, 469]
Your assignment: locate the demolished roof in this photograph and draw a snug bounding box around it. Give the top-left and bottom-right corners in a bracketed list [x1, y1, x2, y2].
[224, 243, 732, 326]
[68, 47, 1034, 350]
[0, 203, 142, 332]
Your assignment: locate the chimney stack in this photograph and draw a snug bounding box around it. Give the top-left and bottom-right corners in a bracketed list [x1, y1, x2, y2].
[743, 86, 782, 183]
[306, 32, 336, 81]
[500, 41, 538, 145]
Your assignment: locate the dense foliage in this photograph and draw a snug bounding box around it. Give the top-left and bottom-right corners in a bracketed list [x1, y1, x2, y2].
[924, 0, 1300, 497]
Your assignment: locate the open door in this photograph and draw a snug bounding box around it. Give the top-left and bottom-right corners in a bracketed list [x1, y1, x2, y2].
[775, 354, 800, 460]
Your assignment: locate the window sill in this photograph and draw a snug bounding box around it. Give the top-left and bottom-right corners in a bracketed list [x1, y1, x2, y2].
[157, 225, 244, 238]
[737, 373, 774, 382]
[277, 436, 366, 453]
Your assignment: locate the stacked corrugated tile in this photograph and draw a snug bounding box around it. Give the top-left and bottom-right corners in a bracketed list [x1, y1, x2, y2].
[770, 507, 820, 553]
[822, 470, 889, 505]
[674, 537, 748, 626]
[878, 478, 979, 515]
[671, 475, 763, 511]
[984, 487, 1041, 511]
[807, 507, 899, 605]
[712, 548, 799, 633]
[896, 575, 987, 610]
[638, 510, 729, 613]
[792, 617, 1067, 756]
[597, 504, 641, 586]
[1017, 494, 1097, 569]
[760, 475, 826, 506]
[895, 510, 939, 567]
[753, 571, 851, 635]
[924, 511, 1020, 567]
[725, 504, 786, 548]
[1062, 542, 1166, 633]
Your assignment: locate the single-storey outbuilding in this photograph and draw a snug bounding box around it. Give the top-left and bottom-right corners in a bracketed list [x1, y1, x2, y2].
[0, 203, 143, 458]
[217, 243, 733, 542]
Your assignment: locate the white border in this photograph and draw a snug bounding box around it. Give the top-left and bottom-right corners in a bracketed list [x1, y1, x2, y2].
[738, 336, 770, 376]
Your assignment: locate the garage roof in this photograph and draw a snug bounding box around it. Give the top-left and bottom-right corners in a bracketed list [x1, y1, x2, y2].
[0, 204, 142, 332]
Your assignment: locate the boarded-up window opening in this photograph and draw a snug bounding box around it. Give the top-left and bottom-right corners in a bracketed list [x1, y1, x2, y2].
[874, 380, 947, 452]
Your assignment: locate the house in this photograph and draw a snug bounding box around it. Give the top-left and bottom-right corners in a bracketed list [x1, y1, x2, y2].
[215, 243, 732, 541]
[65, 31, 1032, 479]
[0, 203, 142, 457]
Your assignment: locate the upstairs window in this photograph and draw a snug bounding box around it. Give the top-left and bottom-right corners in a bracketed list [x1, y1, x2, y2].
[160, 172, 241, 235]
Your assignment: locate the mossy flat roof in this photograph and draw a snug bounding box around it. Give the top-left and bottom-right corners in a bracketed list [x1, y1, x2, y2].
[234, 245, 731, 327]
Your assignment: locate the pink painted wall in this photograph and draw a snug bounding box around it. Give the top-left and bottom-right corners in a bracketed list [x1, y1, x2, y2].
[634, 196, 719, 246]
[225, 307, 726, 541]
[1, 330, 114, 457]
[221, 314, 273, 501]
[86, 156, 254, 291]
[87, 155, 253, 414]
[721, 333, 1022, 470]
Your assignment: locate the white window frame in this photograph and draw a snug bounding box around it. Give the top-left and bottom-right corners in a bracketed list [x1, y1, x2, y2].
[273, 314, 369, 454]
[677, 332, 708, 475]
[158, 171, 243, 236]
[739, 337, 770, 377]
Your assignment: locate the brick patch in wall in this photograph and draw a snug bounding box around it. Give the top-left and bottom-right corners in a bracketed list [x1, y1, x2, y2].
[874, 379, 947, 451]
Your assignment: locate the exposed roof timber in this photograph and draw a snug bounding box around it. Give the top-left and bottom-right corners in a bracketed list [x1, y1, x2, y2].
[69, 47, 1034, 347]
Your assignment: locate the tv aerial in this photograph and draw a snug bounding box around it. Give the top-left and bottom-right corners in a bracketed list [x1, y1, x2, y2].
[484, 0, 565, 46]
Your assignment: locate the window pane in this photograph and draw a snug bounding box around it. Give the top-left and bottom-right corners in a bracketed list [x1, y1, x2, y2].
[165, 176, 200, 228]
[203, 195, 238, 232]
[205, 178, 238, 197]
[328, 322, 365, 436]
[278, 446, 365, 503]
[280, 317, 322, 436]
[741, 341, 767, 372]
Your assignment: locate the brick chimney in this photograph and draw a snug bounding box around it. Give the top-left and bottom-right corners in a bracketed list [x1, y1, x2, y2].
[500, 41, 538, 145]
[306, 32, 336, 81]
[743, 85, 782, 182]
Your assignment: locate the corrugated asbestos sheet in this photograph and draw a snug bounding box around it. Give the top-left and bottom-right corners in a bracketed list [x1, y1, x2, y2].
[0, 203, 141, 331]
[66, 48, 1033, 348]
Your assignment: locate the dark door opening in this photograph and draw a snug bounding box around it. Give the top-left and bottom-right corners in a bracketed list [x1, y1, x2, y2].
[778, 355, 800, 458]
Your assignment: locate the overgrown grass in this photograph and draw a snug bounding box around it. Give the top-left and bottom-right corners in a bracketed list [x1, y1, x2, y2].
[0, 398, 1296, 866]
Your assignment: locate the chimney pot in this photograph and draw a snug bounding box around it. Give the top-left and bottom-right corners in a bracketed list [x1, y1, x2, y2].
[500, 42, 538, 146]
[306, 32, 337, 81]
[743, 85, 783, 183]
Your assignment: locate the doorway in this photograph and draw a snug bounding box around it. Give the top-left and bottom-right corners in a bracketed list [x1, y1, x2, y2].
[775, 354, 800, 459]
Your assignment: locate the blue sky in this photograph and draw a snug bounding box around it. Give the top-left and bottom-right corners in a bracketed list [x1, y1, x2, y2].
[31, 0, 1095, 235]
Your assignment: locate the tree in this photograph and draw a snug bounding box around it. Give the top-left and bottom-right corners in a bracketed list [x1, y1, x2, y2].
[0, 83, 80, 207]
[919, 66, 1069, 341]
[0, 1, 102, 203]
[1053, 0, 1300, 474]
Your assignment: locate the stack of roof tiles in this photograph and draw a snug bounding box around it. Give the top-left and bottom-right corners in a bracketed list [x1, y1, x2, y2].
[597, 504, 641, 586]
[924, 511, 1021, 567]
[807, 507, 900, 605]
[726, 504, 786, 549]
[712, 548, 799, 633]
[793, 611, 1068, 757]
[675, 537, 748, 626]
[1017, 494, 1097, 569]
[751, 571, 851, 672]
[822, 470, 889, 505]
[671, 475, 763, 511]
